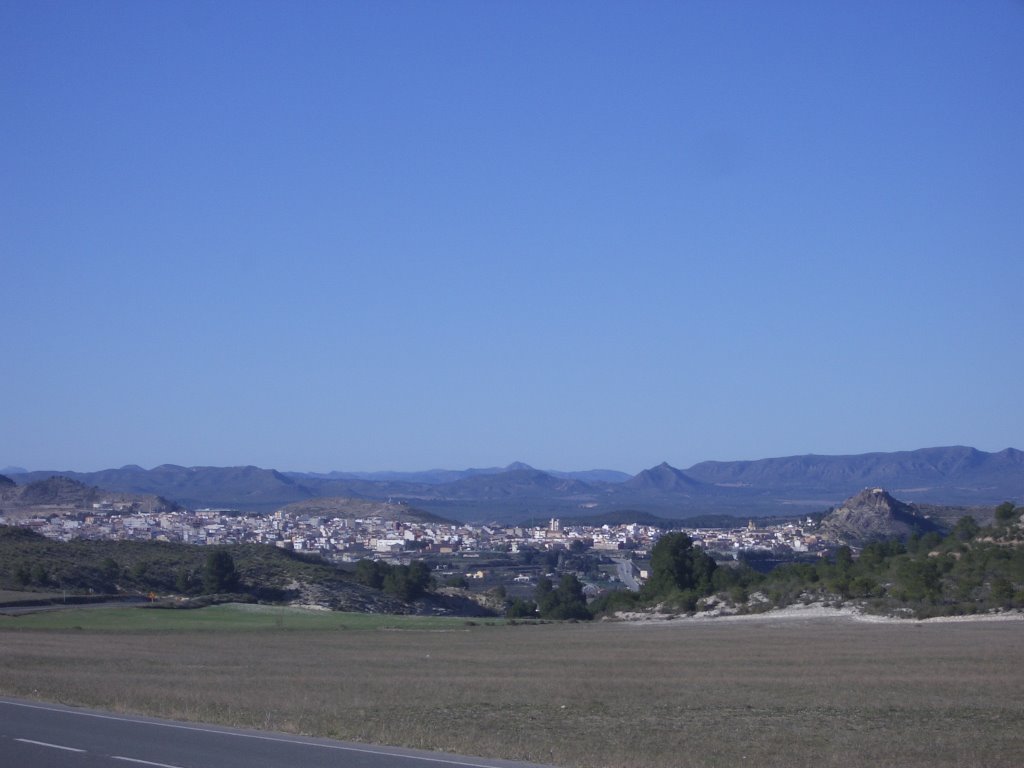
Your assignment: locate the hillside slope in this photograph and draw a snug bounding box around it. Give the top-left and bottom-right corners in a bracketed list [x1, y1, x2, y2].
[0, 476, 178, 519]
[686, 446, 1023, 502]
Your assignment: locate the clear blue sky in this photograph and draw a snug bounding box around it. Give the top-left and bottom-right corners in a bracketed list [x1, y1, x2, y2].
[2, 1, 1022, 474]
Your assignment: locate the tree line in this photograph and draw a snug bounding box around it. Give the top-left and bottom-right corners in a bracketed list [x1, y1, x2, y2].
[518, 502, 1024, 621]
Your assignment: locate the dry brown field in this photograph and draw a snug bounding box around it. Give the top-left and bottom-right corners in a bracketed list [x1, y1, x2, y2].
[1, 610, 1022, 767]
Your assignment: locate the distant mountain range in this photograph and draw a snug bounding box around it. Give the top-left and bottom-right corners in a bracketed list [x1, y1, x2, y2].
[5, 446, 1021, 523]
[685, 446, 1023, 493]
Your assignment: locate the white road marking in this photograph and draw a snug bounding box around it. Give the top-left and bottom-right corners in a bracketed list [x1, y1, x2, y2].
[15, 737, 87, 752]
[1, 699, 527, 768]
[113, 756, 187, 768]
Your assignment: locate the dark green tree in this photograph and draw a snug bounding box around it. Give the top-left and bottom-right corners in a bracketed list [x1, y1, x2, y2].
[951, 516, 980, 543]
[31, 562, 50, 586]
[14, 562, 31, 586]
[895, 559, 942, 602]
[506, 598, 537, 618]
[204, 550, 239, 593]
[355, 558, 389, 589]
[131, 560, 150, 581]
[100, 557, 120, 581]
[534, 574, 590, 619]
[517, 546, 539, 566]
[913, 531, 943, 555]
[175, 567, 197, 594]
[990, 576, 1014, 604]
[588, 588, 638, 617]
[406, 560, 433, 598]
[642, 533, 717, 600]
[552, 574, 590, 619]
[534, 577, 557, 615]
[858, 542, 887, 569]
[382, 561, 432, 601]
[995, 502, 1019, 525]
[833, 546, 854, 573]
[97, 556, 121, 592]
[568, 539, 589, 554]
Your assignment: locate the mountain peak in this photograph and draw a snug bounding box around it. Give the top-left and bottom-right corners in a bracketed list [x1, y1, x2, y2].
[504, 461, 535, 472]
[848, 487, 901, 507]
[624, 462, 706, 494]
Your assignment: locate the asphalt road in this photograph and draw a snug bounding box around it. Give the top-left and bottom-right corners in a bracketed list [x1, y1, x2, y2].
[0, 698, 556, 768]
[612, 557, 640, 592]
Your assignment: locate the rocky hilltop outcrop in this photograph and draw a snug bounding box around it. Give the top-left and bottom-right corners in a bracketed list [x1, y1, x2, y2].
[0, 476, 178, 519]
[819, 488, 943, 547]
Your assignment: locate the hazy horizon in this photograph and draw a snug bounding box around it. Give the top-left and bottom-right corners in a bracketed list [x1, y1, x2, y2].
[4, 2, 1022, 474]
[3, 443, 1021, 479]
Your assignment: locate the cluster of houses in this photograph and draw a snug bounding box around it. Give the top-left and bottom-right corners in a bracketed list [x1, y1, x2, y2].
[0, 502, 829, 562]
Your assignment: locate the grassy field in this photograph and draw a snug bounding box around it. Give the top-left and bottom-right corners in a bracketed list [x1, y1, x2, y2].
[0, 603, 484, 631]
[0, 588, 63, 603]
[1, 606, 1022, 768]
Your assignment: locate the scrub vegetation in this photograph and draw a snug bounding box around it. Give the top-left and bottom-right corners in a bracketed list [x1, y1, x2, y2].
[590, 505, 1024, 620]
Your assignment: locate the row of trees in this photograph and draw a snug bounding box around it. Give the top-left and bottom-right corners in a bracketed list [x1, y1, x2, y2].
[10, 548, 241, 595]
[354, 559, 433, 601]
[507, 574, 590, 620]
[505, 533, 728, 620]
[589, 532, 733, 616]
